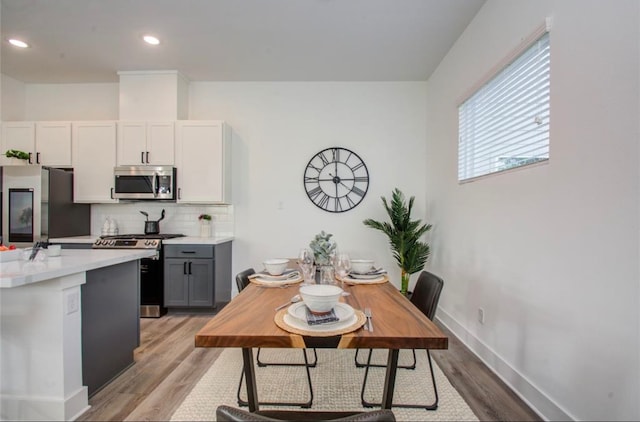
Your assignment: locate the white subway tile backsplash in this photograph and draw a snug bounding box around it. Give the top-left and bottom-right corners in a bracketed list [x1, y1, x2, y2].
[91, 203, 234, 237]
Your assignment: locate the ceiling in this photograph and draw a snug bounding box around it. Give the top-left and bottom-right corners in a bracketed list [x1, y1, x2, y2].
[0, 0, 485, 84]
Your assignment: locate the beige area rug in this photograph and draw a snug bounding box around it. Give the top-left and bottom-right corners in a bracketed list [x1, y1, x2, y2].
[171, 348, 478, 421]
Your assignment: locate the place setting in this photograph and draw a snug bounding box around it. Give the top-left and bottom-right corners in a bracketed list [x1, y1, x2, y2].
[337, 258, 389, 285]
[248, 258, 303, 287]
[274, 284, 366, 336]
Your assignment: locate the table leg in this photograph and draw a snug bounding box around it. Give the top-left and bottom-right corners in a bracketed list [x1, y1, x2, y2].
[381, 349, 399, 409]
[242, 348, 259, 412]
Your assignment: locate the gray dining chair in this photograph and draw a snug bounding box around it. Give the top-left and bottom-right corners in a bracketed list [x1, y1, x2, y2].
[234, 268, 315, 408]
[359, 270, 444, 410]
[216, 405, 396, 421]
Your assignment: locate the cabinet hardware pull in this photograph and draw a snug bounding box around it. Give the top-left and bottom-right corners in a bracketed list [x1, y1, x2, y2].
[141, 152, 145, 164]
[36, 152, 40, 164]
[28, 152, 33, 164]
[110, 187, 114, 199]
[188, 262, 192, 275]
[181, 251, 196, 254]
[146, 151, 150, 163]
[183, 262, 187, 274]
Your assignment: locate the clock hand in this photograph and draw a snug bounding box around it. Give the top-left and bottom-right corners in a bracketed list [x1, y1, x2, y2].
[329, 172, 353, 191]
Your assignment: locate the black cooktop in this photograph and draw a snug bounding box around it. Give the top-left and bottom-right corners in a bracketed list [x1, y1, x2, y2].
[100, 234, 185, 240]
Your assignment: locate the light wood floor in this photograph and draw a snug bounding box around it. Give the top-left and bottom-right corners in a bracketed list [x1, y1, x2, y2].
[77, 312, 541, 421]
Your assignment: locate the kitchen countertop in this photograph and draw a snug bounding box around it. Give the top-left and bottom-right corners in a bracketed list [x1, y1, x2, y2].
[0, 248, 156, 288]
[163, 235, 234, 245]
[49, 235, 99, 244]
[49, 235, 234, 245]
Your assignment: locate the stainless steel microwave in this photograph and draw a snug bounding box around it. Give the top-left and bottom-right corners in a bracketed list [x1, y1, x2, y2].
[113, 166, 176, 200]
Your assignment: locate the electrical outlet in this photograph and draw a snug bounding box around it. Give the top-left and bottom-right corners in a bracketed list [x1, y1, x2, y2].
[478, 308, 485, 324]
[66, 291, 79, 315]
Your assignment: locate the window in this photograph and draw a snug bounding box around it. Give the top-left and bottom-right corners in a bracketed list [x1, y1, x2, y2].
[458, 31, 550, 182]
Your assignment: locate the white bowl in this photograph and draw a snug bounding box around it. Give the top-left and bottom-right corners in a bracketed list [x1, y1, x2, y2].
[351, 259, 375, 274]
[263, 258, 289, 275]
[299, 284, 343, 314]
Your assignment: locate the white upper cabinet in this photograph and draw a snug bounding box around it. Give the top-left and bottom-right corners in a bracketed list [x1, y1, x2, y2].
[175, 120, 231, 204]
[1, 122, 34, 165]
[72, 121, 118, 203]
[117, 121, 174, 166]
[1, 121, 72, 167]
[36, 122, 73, 167]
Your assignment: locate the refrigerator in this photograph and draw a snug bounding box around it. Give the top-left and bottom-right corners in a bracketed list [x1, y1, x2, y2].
[1, 166, 90, 246]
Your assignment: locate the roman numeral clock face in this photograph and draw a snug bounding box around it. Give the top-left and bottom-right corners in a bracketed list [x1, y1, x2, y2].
[304, 147, 369, 213]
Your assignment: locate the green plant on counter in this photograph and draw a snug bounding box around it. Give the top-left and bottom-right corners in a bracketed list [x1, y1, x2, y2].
[363, 188, 432, 296]
[309, 230, 337, 266]
[4, 149, 30, 160]
[198, 214, 212, 221]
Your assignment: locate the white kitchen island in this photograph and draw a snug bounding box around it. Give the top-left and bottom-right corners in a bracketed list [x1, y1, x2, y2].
[0, 248, 155, 421]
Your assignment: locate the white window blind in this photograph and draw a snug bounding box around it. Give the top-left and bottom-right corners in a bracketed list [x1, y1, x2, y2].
[458, 32, 550, 182]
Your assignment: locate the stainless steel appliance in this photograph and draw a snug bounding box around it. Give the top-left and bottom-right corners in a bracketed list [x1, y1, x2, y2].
[113, 166, 176, 200]
[2, 166, 90, 246]
[92, 233, 185, 317]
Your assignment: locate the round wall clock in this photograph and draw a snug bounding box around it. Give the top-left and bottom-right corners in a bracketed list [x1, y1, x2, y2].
[303, 147, 369, 213]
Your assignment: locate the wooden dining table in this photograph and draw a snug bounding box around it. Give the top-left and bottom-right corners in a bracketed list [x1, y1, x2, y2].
[195, 278, 448, 412]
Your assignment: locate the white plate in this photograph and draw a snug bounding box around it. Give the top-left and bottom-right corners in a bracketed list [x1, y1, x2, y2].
[283, 313, 358, 332]
[348, 272, 385, 280]
[255, 269, 300, 281]
[287, 301, 355, 323]
[343, 274, 387, 284]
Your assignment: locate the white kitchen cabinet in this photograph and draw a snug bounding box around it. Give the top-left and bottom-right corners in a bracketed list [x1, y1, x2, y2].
[117, 121, 174, 166]
[36, 122, 73, 166]
[1, 121, 72, 167]
[175, 120, 231, 204]
[72, 121, 118, 203]
[1, 122, 34, 165]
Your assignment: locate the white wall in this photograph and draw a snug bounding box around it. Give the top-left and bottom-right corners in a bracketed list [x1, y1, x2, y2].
[425, 1, 639, 420]
[24, 83, 119, 120]
[190, 82, 429, 293]
[1, 74, 26, 120]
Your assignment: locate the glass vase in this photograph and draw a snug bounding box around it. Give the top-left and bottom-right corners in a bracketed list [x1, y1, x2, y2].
[401, 270, 410, 296]
[316, 265, 335, 284]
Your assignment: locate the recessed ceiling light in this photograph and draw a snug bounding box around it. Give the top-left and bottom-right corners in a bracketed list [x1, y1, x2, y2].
[143, 35, 160, 45]
[8, 38, 29, 48]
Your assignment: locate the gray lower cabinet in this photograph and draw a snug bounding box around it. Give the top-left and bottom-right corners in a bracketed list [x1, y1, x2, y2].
[164, 257, 214, 306]
[164, 243, 220, 308]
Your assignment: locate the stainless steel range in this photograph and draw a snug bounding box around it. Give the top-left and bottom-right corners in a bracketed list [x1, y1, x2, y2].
[92, 233, 185, 317]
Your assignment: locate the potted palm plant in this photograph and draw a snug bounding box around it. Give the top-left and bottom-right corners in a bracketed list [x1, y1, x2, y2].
[363, 188, 432, 296]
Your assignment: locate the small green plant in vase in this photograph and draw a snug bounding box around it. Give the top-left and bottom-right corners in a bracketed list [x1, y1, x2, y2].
[309, 230, 337, 266]
[198, 214, 212, 237]
[363, 188, 432, 296]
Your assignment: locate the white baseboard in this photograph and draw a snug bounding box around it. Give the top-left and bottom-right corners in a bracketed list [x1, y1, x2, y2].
[1, 386, 88, 421]
[436, 308, 574, 421]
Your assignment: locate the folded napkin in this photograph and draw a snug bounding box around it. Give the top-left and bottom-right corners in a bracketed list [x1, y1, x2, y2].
[249, 269, 299, 279]
[305, 306, 339, 325]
